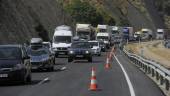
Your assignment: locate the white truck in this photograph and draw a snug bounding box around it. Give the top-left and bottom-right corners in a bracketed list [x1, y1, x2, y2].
[52, 25, 73, 57]
[141, 28, 153, 40]
[96, 32, 111, 49]
[156, 29, 164, 39]
[76, 24, 95, 40]
[111, 26, 121, 44]
[97, 24, 111, 33]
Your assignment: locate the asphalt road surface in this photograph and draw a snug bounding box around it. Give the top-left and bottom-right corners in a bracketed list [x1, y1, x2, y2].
[0, 48, 165, 96]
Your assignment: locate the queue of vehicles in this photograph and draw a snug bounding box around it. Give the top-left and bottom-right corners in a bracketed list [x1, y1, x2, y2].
[1, 23, 169, 84]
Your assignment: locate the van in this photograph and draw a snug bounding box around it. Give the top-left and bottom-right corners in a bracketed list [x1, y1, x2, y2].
[52, 25, 73, 57]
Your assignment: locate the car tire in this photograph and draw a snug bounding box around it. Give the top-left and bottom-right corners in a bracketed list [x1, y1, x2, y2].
[68, 58, 73, 62]
[88, 57, 92, 62]
[26, 74, 32, 83]
[53, 58, 56, 65]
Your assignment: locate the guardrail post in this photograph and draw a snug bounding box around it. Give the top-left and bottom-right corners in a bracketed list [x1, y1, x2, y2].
[160, 75, 164, 85]
[156, 72, 159, 80]
[147, 67, 151, 74]
[165, 79, 169, 91]
[151, 69, 155, 77]
[144, 65, 147, 73]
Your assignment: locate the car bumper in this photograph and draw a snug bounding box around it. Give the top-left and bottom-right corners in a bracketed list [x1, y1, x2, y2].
[91, 50, 100, 55]
[31, 62, 50, 69]
[68, 54, 91, 59]
[0, 69, 26, 81]
[54, 50, 68, 55]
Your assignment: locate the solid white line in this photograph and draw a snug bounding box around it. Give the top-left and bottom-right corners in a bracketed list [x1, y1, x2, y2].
[114, 55, 136, 96]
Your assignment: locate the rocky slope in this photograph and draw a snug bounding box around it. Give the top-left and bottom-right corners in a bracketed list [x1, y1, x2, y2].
[0, 0, 168, 44]
[0, 0, 74, 44]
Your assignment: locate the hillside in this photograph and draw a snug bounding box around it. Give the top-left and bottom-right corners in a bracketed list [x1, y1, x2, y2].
[0, 0, 74, 44]
[0, 0, 169, 44]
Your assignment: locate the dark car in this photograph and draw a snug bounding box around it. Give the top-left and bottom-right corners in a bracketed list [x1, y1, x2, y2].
[68, 41, 92, 62]
[29, 48, 55, 71]
[0, 45, 31, 83]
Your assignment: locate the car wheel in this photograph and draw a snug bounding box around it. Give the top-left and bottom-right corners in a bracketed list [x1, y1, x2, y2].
[68, 58, 73, 62]
[53, 58, 56, 65]
[55, 54, 58, 58]
[88, 57, 92, 62]
[26, 73, 32, 83]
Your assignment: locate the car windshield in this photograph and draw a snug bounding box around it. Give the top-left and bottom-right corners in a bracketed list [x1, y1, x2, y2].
[157, 32, 163, 34]
[72, 42, 90, 48]
[43, 43, 50, 49]
[99, 29, 107, 32]
[30, 49, 48, 56]
[97, 36, 108, 40]
[0, 47, 21, 59]
[54, 36, 71, 43]
[89, 42, 98, 46]
[112, 30, 119, 34]
[99, 41, 104, 45]
[77, 31, 90, 39]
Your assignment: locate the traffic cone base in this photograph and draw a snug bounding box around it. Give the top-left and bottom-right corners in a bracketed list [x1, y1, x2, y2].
[105, 58, 111, 69]
[89, 67, 99, 91]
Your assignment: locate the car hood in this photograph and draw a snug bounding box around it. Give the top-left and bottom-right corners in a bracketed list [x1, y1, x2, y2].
[30, 55, 49, 62]
[0, 59, 21, 68]
[52, 43, 71, 48]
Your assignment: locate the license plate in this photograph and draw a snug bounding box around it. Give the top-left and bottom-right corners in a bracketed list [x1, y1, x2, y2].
[76, 55, 83, 57]
[0, 74, 8, 78]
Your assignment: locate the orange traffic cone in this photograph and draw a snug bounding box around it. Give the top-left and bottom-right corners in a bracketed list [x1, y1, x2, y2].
[89, 67, 98, 91]
[105, 57, 111, 69]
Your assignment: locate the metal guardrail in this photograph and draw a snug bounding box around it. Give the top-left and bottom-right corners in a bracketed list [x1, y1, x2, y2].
[123, 47, 170, 91]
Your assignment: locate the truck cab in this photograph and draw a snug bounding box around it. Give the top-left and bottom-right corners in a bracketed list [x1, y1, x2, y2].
[96, 32, 110, 49]
[156, 29, 164, 40]
[76, 24, 95, 40]
[52, 25, 73, 57]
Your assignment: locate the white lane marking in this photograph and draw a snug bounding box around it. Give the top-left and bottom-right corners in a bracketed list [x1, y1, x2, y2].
[38, 77, 50, 85]
[114, 55, 136, 96]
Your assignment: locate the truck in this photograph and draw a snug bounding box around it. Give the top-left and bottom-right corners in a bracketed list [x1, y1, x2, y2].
[156, 29, 164, 40]
[97, 24, 110, 33]
[141, 28, 153, 40]
[111, 26, 121, 44]
[96, 32, 111, 49]
[121, 27, 134, 41]
[76, 24, 95, 40]
[52, 25, 73, 57]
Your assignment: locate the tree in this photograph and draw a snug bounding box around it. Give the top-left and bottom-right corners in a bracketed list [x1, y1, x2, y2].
[64, 0, 104, 26]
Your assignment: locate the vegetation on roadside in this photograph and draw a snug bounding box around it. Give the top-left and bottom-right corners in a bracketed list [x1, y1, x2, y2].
[63, 0, 116, 26]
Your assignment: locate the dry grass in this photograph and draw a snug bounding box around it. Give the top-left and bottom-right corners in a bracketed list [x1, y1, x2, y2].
[125, 41, 170, 68]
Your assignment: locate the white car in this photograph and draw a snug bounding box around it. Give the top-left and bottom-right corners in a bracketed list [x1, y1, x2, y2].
[88, 41, 101, 56]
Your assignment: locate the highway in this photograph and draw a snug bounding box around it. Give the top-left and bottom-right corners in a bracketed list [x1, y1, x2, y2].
[0, 48, 165, 96]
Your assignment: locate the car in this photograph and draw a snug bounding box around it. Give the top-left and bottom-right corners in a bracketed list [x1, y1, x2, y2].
[88, 40, 101, 56]
[0, 45, 31, 83]
[68, 41, 92, 62]
[29, 48, 55, 71]
[98, 40, 106, 52]
[42, 42, 55, 54]
[164, 40, 170, 48]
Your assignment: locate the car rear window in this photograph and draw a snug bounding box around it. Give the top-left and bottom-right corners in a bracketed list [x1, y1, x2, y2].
[0, 47, 21, 59]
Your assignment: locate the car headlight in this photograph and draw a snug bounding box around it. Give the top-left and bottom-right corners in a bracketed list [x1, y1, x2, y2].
[13, 64, 24, 70]
[85, 51, 89, 54]
[69, 51, 74, 54]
